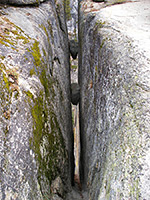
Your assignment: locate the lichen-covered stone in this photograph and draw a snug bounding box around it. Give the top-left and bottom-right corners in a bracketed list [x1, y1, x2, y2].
[0, 1, 73, 199]
[66, 0, 78, 39]
[0, 0, 46, 5]
[79, 0, 150, 199]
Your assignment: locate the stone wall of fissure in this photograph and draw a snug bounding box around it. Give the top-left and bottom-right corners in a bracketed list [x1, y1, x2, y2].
[0, 0, 74, 199]
[79, 0, 150, 199]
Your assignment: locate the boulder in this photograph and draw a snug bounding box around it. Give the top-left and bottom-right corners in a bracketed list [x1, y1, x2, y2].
[69, 40, 78, 59]
[0, 0, 73, 199]
[71, 83, 80, 105]
[79, 0, 150, 199]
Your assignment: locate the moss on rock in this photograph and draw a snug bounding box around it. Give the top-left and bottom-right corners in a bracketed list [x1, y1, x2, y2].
[26, 39, 67, 195]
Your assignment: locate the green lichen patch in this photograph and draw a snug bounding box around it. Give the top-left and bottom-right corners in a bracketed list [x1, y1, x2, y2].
[29, 39, 55, 98]
[71, 65, 78, 70]
[39, 23, 53, 52]
[39, 24, 49, 39]
[6, 68, 19, 81]
[0, 55, 5, 60]
[64, 0, 71, 20]
[0, 61, 20, 97]
[42, 47, 47, 57]
[26, 36, 67, 195]
[40, 69, 55, 98]
[1, 63, 15, 90]
[25, 90, 34, 100]
[95, 20, 106, 29]
[47, 20, 54, 40]
[30, 67, 36, 76]
[30, 40, 42, 68]
[0, 16, 31, 50]
[0, 63, 12, 121]
[26, 89, 67, 191]
[3, 71, 10, 91]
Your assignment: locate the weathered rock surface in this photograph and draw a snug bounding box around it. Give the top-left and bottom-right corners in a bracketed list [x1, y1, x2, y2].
[79, 0, 150, 199]
[51, 176, 64, 199]
[66, 0, 78, 39]
[0, 1, 73, 199]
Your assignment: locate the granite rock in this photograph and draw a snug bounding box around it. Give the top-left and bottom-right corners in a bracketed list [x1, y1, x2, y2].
[0, 1, 73, 199]
[79, 0, 150, 199]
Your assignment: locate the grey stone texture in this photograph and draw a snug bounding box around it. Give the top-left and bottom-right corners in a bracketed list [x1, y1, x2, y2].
[66, 0, 78, 39]
[0, 0, 46, 5]
[0, 0, 73, 199]
[51, 176, 64, 198]
[79, 0, 150, 199]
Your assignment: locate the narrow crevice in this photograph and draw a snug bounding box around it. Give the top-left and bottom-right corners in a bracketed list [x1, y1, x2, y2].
[65, 0, 86, 194]
[70, 61, 81, 186]
[72, 103, 80, 184]
[78, 0, 85, 189]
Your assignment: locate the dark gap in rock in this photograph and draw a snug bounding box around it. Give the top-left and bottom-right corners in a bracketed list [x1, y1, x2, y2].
[66, 0, 86, 194]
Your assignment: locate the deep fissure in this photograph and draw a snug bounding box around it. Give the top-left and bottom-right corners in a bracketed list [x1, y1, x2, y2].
[66, 0, 82, 188]
[70, 51, 81, 186]
[71, 82, 81, 187]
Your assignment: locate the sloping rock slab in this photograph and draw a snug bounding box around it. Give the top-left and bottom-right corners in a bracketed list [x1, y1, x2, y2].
[0, 1, 73, 199]
[79, 0, 150, 199]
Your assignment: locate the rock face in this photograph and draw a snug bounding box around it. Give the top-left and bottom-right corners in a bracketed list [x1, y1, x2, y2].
[66, 0, 78, 39]
[0, 1, 74, 199]
[79, 0, 150, 199]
